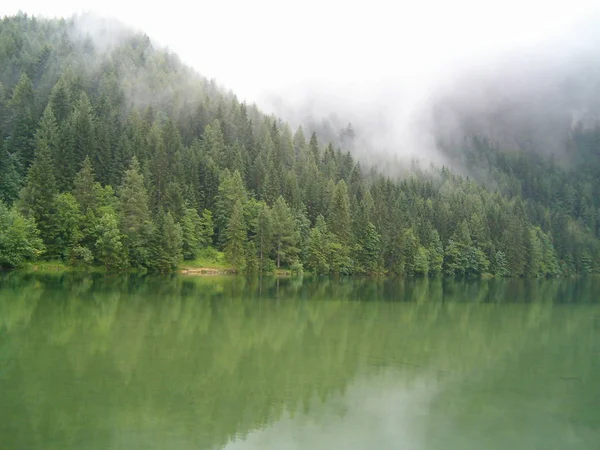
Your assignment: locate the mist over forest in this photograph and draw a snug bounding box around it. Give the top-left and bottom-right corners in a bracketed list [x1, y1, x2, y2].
[1, 12, 600, 277]
[262, 15, 600, 173]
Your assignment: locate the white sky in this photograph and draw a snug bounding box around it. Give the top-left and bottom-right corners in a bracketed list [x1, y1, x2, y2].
[2, 0, 599, 103]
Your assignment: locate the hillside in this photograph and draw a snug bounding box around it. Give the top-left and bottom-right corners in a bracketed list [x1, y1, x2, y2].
[0, 13, 599, 276]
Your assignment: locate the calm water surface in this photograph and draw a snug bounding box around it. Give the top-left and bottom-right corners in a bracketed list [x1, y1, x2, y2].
[0, 273, 599, 449]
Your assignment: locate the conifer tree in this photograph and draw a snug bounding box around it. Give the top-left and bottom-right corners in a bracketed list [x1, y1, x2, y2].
[119, 157, 153, 268]
[19, 131, 57, 247]
[224, 200, 247, 271]
[271, 196, 299, 268]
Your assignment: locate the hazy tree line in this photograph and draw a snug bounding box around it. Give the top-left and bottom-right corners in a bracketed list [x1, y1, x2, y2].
[0, 14, 598, 275]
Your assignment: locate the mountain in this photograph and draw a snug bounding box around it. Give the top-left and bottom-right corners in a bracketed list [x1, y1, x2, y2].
[0, 12, 598, 276]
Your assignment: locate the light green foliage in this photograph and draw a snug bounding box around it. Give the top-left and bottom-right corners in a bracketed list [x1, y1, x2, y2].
[181, 207, 213, 260]
[493, 250, 510, 277]
[95, 212, 126, 270]
[355, 222, 381, 274]
[49, 193, 82, 260]
[413, 246, 430, 276]
[0, 201, 44, 267]
[151, 211, 183, 272]
[427, 229, 444, 275]
[290, 259, 304, 276]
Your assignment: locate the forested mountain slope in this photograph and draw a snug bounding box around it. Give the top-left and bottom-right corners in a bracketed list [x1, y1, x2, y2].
[0, 13, 598, 276]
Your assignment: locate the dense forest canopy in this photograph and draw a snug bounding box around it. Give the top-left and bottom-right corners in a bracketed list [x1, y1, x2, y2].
[1, 13, 599, 276]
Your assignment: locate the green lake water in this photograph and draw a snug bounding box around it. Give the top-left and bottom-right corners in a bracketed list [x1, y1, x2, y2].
[0, 273, 599, 449]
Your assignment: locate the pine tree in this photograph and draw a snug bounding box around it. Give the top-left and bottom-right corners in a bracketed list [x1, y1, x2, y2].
[413, 246, 430, 276]
[0, 139, 23, 205]
[427, 229, 444, 275]
[119, 156, 153, 268]
[151, 210, 183, 272]
[328, 180, 352, 246]
[198, 209, 214, 247]
[19, 132, 57, 248]
[270, 196, 299, 268]
[306, 215, 331, 275]
[203, 119, 226, 168]
[359, 222, 381, 274]
[224, 200, 247, 271]
[181, 207, 203, 260]
[71, 92, 96, 167]
[73, 156, 101, 214]
[147, 123, 169, 211]
[493, 250, 510, 277]
[215, 169, 247, 246]
[95, 212, 126, 270]
[48, 192, 82, 260]
[7, 73, 36, 168]
[254, 202, 273, 272]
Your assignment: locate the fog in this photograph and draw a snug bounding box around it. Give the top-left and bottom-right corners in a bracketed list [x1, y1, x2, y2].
[261, 13, 600, 167]
[3, 0, 600, 166]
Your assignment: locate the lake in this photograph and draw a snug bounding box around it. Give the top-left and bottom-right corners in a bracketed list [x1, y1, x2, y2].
[0, 273, 599, 449]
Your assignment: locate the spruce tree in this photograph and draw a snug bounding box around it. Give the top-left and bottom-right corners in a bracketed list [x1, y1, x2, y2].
[0, 139, 23, 205]
[95, 212, 126, 270]
[224, 200, 247, 271]
[19, 131, 57, 248]
[270, 196, 299, 268]
[119, 156, 153, 268]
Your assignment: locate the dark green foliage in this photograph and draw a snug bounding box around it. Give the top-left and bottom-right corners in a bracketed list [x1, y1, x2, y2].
[1, 14, 599, 275]
[118, 157, 153, 268]
[18, 135, 56, 247]
[270, 196, 299, 268]
[181, 207, 213, 260]
[95, 212, 126, 270]
[0, 139, 22, 205]
[151, 211, 183, 272]
[224, 200, 247, 271]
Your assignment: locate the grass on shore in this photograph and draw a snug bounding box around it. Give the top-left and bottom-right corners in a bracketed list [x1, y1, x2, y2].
[180, 249, 230, 270]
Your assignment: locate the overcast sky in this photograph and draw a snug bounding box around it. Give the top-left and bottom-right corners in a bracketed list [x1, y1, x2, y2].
[2, 0, 600, 104]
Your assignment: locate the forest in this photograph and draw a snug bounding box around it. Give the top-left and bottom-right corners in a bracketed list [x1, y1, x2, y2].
[1, 13, 599, 276]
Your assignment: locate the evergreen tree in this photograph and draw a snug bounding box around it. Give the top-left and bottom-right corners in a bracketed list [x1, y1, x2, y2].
[224, 200, 247, 271]
[95, 212, 126, 270]
[119, 156, 153, 268]
[254, 202, 273, 272]
[7, 73, 36, 168]
[270, 196, 299, 268]
[306, 215, 331, 275]
[0, 139, 23, 205]
[215, 169, 247, 245]
[427, 229, 444, 275]
[328, 180, 352, 246]
[413, 246, 430, 276]
[19, 134, 57, 247]
[181, 207, 204, 260]
[71, 92, 96, 167]
[48, 192, 82, 260]
[151, 210, 183, 272]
